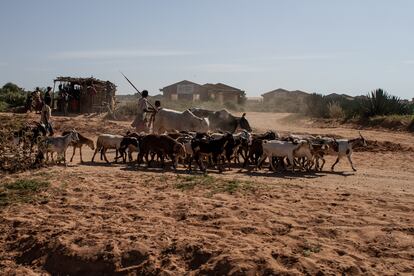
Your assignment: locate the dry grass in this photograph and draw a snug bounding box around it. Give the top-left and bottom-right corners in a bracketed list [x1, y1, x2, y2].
[0, 178, 50, 207]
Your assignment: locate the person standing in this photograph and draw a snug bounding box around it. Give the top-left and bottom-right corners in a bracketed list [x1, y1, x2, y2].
[131, 90, 150, 133]
[148, 100, 161, 132]
[63, 90, 69, 116]
[40, 100, 53, 136]
[33, 87, 42, 113]
[44, 86, 52, 109]
[25, 92, 33, 112]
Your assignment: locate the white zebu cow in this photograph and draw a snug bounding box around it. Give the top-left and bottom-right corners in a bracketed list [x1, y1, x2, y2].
[152, 108, 209, 134]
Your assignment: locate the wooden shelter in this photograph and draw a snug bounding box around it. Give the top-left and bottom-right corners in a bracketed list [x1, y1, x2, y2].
[53, 77, 116, 114]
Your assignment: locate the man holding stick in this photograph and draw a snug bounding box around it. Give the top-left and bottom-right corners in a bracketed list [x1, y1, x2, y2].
[131, 90, 153, 133]
[122, 72, 158, 133]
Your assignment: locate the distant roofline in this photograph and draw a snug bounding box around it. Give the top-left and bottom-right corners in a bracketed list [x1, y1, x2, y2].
[160, 80, 244, 94]
[202, 83, 244, 92]
[261, 88, 295, 97]
[160, 80, 201, 91]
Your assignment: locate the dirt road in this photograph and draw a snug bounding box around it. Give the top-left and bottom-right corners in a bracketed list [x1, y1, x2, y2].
[1, 112, 413, 275]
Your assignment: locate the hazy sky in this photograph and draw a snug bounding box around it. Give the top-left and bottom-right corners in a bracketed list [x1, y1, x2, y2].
[0, 0, 413, 99]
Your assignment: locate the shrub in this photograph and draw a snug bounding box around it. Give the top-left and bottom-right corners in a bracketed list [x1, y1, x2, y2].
[0, 82, 28, 108]
[0, 101, 7, 112]
[408, 118, 414, 132]
[360, 89, 410, 117]
[114, 101, 138, 117]
[302, 89, 412, 119]
[328, 101, 345, 118]
[305, 93, 329, 118]
[224, 101, 237, 111]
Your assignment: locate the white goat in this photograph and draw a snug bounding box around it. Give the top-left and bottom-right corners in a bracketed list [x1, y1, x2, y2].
[92, 134, 124, 163]
[39, 130, 79, 165]
[322, 132, 367, 171]
[256, 140, 310, 172]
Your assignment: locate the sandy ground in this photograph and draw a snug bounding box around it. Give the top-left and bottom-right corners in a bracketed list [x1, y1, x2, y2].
[0, 112, 413, 275]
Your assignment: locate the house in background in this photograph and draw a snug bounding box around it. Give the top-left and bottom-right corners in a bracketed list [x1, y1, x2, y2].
[160, 80, 245, 104]
[261, 88, 309, 103]
[201, 83, 244, 104]
[261, 88, 310, 113]
[160, 80, 203, 102]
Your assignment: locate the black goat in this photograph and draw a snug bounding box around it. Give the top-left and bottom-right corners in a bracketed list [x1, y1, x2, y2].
[190, 133, 234, 173]
[116, 137, 139, 163]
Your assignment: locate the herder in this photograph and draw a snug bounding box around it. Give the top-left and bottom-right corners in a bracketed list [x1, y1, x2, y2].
[131, 90, 150, 133]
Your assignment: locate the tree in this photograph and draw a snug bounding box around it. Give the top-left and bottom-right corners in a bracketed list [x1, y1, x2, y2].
[0, 82, 27, 108]
[1, 82, 23, 93]
[361, 89, 410, 117]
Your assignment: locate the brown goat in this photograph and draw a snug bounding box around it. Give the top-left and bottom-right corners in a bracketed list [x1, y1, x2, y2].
[62, 131, 95, 163]
[137, 134, 186, 170]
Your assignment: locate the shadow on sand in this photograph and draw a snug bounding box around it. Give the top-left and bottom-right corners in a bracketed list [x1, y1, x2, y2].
[77, 159, 355, 178]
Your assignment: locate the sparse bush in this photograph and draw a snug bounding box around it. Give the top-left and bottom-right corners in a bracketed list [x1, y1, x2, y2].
[112, 101, 138, 119]
[224, 101, 237, 111]
[305, 93, 329, 118]
[328, 101, 344, 119]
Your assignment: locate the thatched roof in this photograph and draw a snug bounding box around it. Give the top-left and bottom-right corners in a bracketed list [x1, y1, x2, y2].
[54, 76, 116, 89]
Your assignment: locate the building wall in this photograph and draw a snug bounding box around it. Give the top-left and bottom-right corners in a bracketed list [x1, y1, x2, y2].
[162, 83, 203, 101]
[162, 82, 242, 103]
[262, 95, 273, 103]
[221, 93, 239, 103]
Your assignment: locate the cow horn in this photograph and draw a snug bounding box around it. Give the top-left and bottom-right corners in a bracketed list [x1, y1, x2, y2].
[242, 113, 246, 117]
[359, 131, 364, 139]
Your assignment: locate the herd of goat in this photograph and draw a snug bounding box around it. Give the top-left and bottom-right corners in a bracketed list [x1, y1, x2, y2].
[14, 123, 368, 173]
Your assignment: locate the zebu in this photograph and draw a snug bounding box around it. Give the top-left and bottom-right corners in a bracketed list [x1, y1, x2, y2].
[189, 108, 252, 133]
[152, 108, 209, 134]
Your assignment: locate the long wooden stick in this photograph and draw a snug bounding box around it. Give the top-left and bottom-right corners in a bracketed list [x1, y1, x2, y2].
[120, 72, 156, 110]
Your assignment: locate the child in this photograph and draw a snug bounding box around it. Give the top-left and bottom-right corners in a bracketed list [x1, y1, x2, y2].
[148, 100, 161, 132]
[40, 101, 54, 135]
